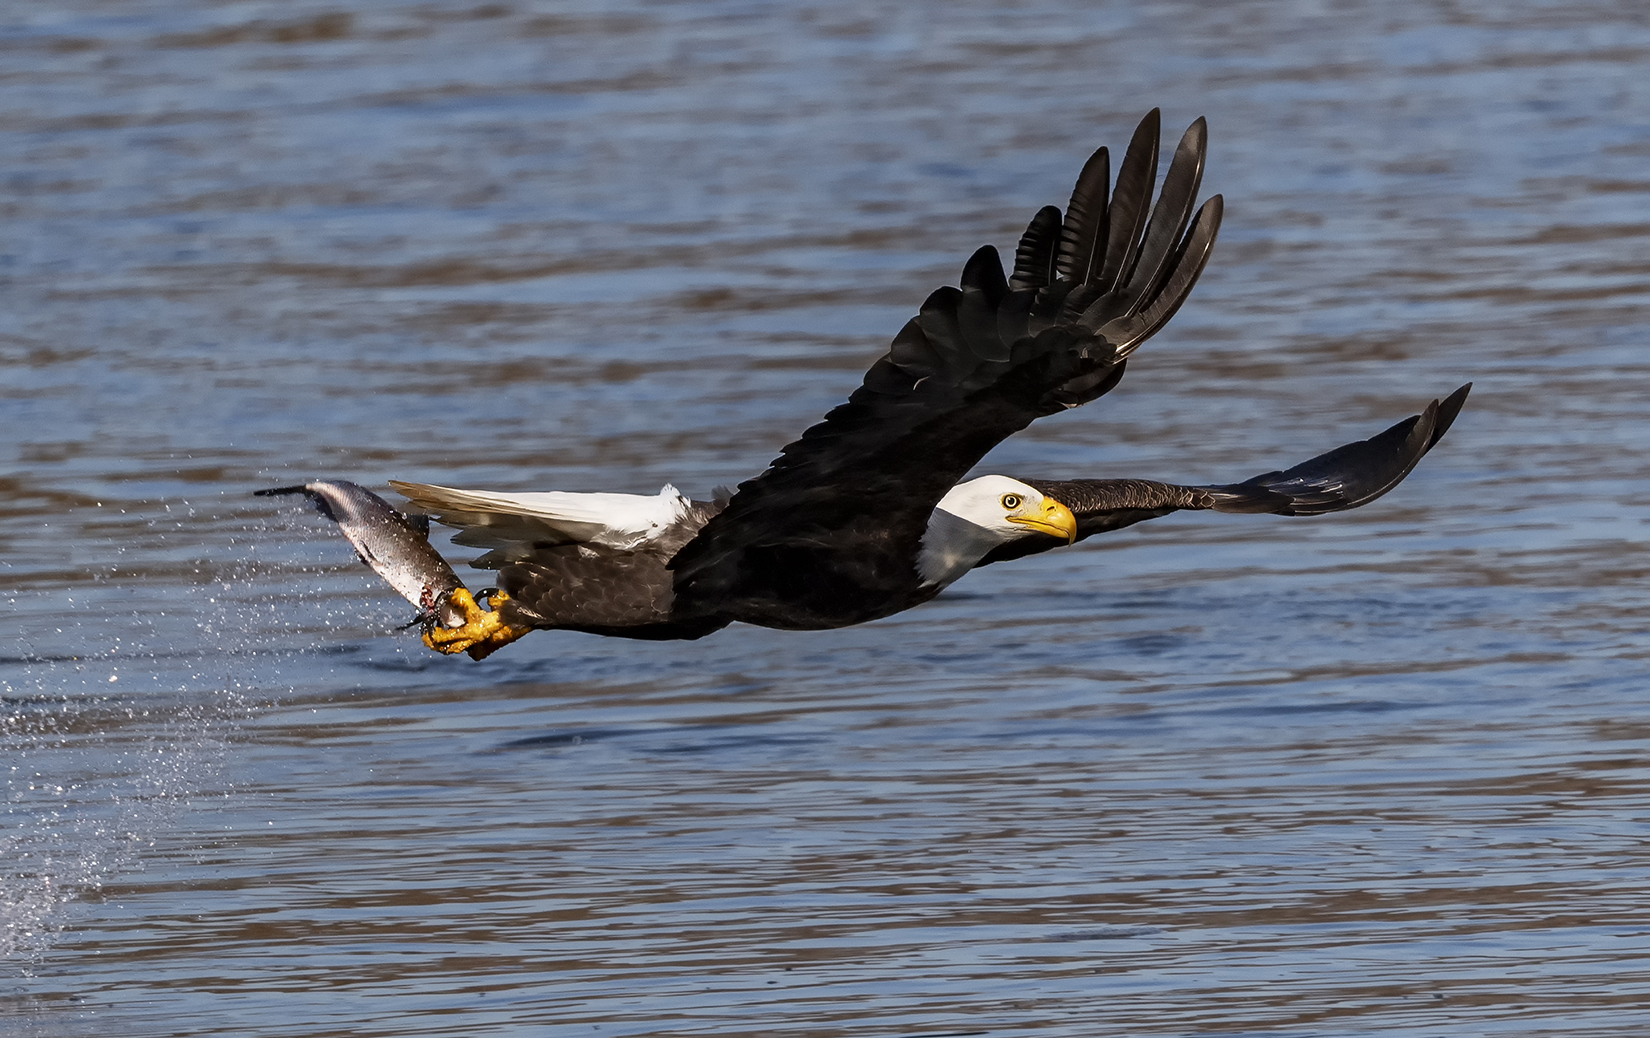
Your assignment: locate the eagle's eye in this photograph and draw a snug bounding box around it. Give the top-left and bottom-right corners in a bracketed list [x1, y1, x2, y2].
[1000, 493, 1022, 510]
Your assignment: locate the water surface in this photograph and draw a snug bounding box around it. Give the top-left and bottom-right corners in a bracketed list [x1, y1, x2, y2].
[5, 1, 1650, 1035]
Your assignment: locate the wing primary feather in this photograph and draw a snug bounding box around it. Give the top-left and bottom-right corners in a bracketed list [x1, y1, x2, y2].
[977, 387, 1469, 568]
[1011, 205, 1064, 291]
[1232, 411, 1435, 515]
[1091, 109, 1161, 295]
[1053, 147, 1111, 284]
[1115, 117, 1207, 316]
[1093, 194, 1223, 352]
[958, 245, 1012, 362]
[1428, 383, 1471, 446]
[960, 244, 1009, 303]
[1231, 385, 1472, 515]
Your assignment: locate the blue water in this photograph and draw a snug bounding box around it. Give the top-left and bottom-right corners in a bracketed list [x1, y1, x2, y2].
[5, 1, 1650, 1035]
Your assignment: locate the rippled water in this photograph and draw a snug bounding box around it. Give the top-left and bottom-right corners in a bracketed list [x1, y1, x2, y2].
[4, 1, 1650, 1034]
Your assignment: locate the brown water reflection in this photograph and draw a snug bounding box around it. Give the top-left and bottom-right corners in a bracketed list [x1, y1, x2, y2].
[5, 0, 1650, 1035]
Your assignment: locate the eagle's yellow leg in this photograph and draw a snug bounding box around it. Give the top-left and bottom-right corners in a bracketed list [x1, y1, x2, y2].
[423, 588, 531, 660]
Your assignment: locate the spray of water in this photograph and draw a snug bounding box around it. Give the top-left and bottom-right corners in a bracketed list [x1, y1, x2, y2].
[0, 500, 356, 968]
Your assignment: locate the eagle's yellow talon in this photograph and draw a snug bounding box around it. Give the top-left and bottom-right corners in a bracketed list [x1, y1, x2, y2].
[422, 588, 529, 659]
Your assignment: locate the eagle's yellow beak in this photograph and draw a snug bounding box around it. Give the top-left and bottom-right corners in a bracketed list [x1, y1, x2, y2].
[1007, 497, 1078, 544]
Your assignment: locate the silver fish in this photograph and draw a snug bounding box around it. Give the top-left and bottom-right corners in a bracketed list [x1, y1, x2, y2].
[257, 480, 467, 628]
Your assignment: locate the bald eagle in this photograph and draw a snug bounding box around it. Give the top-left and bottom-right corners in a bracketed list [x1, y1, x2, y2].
[261, 111, 1469, 660]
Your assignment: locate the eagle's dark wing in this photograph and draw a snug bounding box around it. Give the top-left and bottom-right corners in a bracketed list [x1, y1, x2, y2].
[977, 384, 1471, 567]
[671, 111, 1223, 629]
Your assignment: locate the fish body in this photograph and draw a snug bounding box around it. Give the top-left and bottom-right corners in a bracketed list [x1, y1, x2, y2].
[256, 480, 467, 627]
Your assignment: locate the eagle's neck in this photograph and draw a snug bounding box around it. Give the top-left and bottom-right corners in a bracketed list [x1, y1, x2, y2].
[916, 507, 1006, 588]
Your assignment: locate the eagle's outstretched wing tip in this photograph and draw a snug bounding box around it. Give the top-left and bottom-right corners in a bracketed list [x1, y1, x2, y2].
[1432, 383, 1472, 443]
[983, 386, 1472, 566]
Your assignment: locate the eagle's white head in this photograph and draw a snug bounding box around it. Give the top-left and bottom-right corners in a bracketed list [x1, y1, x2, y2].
[916, 475, 1078, 588]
